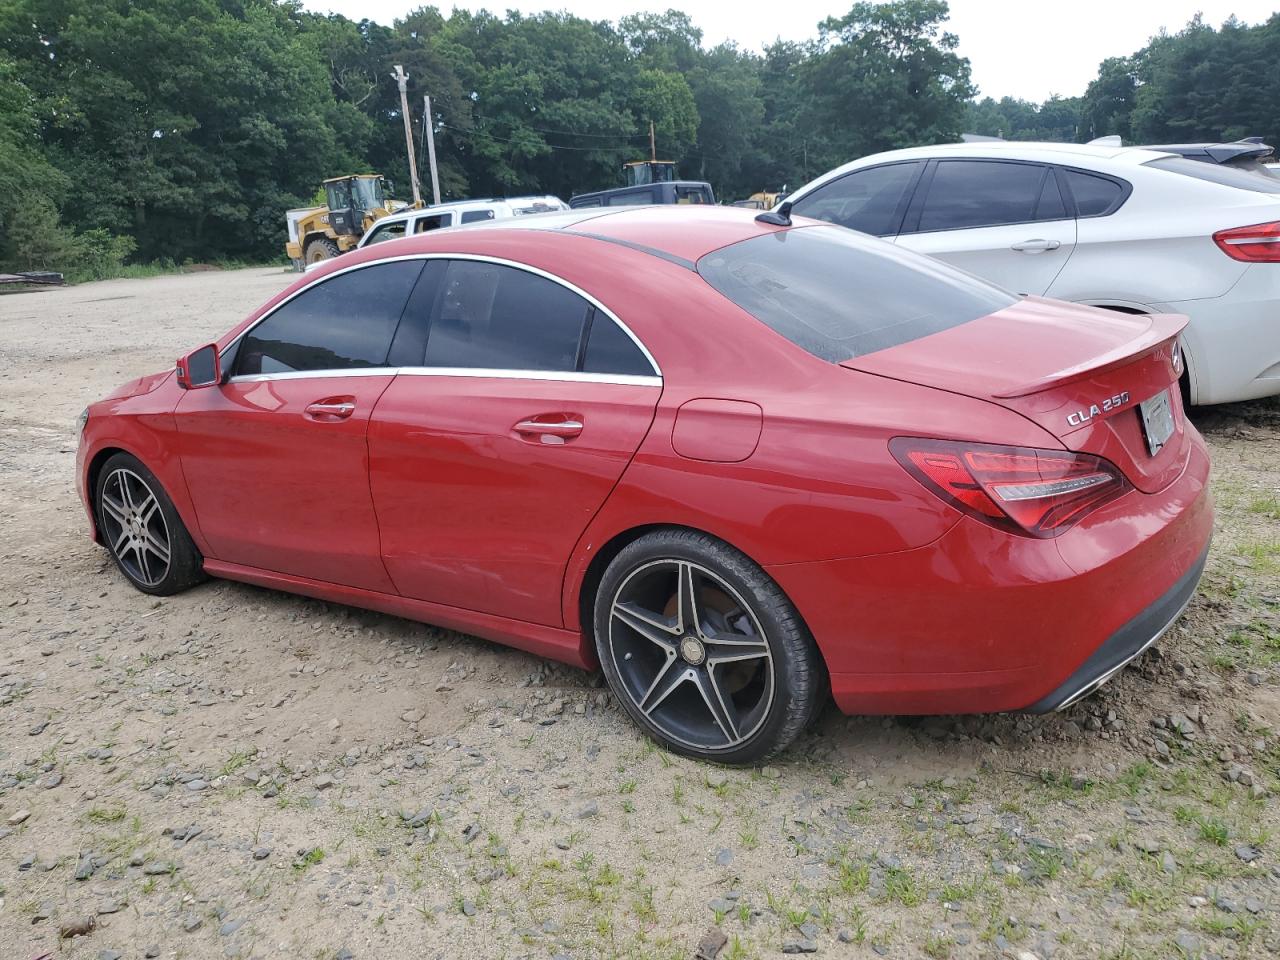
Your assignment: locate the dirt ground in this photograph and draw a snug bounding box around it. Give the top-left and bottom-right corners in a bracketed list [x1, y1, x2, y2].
[0, 267, 1277, 960]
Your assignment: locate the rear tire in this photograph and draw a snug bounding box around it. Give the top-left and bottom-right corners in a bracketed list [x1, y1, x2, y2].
[94, 452, 205, 597]
[593, 529, 826, 764]
[304, 237, 340, 265]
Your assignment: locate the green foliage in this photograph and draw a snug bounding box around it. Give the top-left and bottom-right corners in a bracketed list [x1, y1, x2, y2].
[987, 12, 1280, 147]
[965, 96, 1082, 141]
[4, 2, 1270, 275]
[799, 1, 974, 175]
[0, 0, 981, 269]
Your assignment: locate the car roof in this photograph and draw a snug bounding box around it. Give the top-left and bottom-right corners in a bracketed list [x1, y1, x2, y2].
[367, 205, 787, 264]
[376, 196, 566, 224]
[789, 141, 1178, 199]
[859, 141, 1174, 164]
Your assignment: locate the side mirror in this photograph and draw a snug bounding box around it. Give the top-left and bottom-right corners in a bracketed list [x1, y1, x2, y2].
[176, 343, 221, 389]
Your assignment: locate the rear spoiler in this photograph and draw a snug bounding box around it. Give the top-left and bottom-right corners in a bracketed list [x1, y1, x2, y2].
[992, 313, 1187, 399]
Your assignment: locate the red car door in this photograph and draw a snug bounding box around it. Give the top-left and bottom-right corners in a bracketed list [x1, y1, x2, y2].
[175, 260, 427, 592]
[368, 258, 661, 627]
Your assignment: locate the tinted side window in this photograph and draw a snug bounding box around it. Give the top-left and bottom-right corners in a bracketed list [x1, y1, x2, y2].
[414, 214, 450, 232]
[606, 190, 655, 206]
[236, 261, 423, 375]
[1035, 170, 1068, 220]
[582, 312, 653, 376]
[916, 161, 1046, 232]
[1063, 170, 1127, 216]
[365, 221, 406, 245]
[461, 209, 495, 224]
[424, 261, 590, 371]
[791, 162, 921, 236]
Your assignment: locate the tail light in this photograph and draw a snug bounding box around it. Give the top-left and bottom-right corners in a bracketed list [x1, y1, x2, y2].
[1213, 221, 1280, 262]
[889, 438, 1131, 539]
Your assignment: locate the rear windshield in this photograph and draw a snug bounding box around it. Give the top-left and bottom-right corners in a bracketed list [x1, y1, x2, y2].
[1145, 155, 1280, 194]
[696, 225, 1018, 361]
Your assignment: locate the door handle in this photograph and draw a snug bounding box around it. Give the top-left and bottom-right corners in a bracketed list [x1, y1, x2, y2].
[513, 417, 583, 443]
[1010, 238, 1062, 253]
[305, 400, 355, 421]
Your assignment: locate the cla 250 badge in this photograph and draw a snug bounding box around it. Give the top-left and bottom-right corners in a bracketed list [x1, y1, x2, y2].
[1066, 391, 1130, 427]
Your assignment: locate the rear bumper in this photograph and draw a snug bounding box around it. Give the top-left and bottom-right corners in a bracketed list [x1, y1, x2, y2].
[1023, 543, 1207, 712]
[1175, 264, 1280, 405]
[766, 433, 1213, 715]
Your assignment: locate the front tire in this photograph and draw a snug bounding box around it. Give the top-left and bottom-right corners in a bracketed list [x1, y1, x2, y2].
[95, 453, 205, 596]
[304, 237, 340, 265]
[593, 529, 825, 764]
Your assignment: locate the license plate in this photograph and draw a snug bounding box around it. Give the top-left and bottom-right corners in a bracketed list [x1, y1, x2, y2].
[1139, 389, 1175, 456]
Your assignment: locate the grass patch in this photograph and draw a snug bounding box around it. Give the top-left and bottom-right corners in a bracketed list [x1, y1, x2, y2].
[292, 847, 325, 872]
[1246, 494, 1280, 520]
[1196, 816, 1230, 846]
[882, 867, 926, 907]
[86, 805, 127, 824]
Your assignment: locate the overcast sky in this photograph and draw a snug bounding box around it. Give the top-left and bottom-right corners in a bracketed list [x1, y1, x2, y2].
[300, 0, 1278, 102]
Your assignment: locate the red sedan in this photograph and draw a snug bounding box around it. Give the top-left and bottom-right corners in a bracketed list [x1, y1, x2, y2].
[76, 206, 1212, 763]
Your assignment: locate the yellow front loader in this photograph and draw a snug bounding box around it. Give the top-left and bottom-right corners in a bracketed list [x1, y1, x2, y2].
[284, 175, 404, 269]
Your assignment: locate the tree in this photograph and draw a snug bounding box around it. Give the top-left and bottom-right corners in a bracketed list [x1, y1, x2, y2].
[1079, 56, 1138, 141]
[965, 95, 1081, 141]
[798, 1, 975, 175]
[686, 45, 763, 196]
[435, 11, 645, 198]
[0, 55, 67, 257]
[1, 0, 362, 260]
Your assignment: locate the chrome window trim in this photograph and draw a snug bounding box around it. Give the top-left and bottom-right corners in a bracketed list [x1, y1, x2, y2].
[228, 368, 399, 384]
[395, 368, 661, 387]
[227, 252, 661, 379]
[228, 367, 661, 387]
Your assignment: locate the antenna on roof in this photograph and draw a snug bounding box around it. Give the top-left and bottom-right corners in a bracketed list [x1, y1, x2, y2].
[756, 200, 793, 227]
[960, 133, 1003, 142]
[1087, 135, 1123, 147]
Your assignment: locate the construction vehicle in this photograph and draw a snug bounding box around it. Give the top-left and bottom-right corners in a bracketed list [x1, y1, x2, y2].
[731, 190, 787, 210]
[572, 144, 713, 209]
[284, 175, 405, 269]
[622, 159, 677, 187]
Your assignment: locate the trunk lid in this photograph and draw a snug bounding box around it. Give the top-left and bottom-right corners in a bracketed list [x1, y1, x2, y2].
[842, 297, 1189, 493]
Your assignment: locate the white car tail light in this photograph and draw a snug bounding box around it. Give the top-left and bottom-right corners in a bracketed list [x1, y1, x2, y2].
[1213, 220, 1280, 262]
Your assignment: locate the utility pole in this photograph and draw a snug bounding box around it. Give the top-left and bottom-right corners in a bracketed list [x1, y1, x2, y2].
[423, 95, 441, 206]
[392, 64, 422, 207]
[649, 119, 656, 162]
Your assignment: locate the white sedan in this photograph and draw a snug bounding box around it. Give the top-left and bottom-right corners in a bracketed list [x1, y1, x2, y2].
[783, 141, 1280, 405]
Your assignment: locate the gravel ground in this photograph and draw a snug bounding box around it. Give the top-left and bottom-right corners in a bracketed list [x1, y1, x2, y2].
[1, 268, 1277, 960]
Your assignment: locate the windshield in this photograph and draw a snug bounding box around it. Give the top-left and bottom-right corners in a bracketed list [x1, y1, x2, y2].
[325, 179, 353, 211]
[697, 226, 1018, 362]
[624, 162, 675, 187]
[351, 177, 386, 212]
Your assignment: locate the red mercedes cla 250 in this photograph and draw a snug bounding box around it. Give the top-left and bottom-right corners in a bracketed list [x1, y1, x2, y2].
[76, 206, 1212, 763]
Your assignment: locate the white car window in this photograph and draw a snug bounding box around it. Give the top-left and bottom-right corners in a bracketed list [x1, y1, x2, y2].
[1061, 169, 1129, 216]
[916, 161, 1048, 232]
[791, 162, 922, 236]
[364, 220, 407, 245]
[413, 213, 451, 233]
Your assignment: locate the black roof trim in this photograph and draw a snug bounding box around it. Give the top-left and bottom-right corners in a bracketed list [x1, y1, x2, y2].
[564, 230, 696, 271]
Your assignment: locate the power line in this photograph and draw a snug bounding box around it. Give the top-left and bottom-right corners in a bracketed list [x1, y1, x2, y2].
[438, 122, 640, 152]
[470, 116, 650, 141]
[437, 120, 720, 165]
